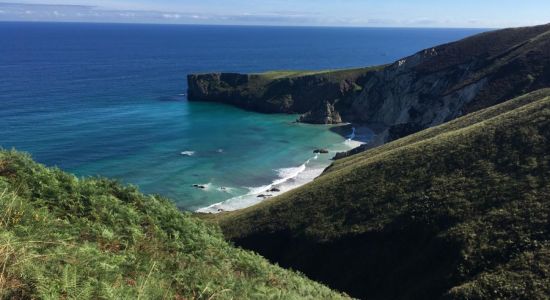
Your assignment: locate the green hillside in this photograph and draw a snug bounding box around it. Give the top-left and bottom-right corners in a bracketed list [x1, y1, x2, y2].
[0, 151, 346, 299]
[216, 89, 550, 299]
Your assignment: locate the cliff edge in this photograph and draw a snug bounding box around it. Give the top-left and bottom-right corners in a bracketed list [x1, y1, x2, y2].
[187, 68, 381, 124]
[188, 23, 550, 145]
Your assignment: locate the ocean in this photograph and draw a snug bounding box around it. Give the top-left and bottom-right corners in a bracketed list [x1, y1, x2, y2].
[0, 22, 486, 211]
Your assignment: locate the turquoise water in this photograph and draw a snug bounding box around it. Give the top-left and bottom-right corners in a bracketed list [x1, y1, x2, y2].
[49, 100, 350, 211]
[0, 22, 487, 210]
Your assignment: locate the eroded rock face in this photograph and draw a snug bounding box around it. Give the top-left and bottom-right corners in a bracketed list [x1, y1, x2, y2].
[298, 101, 342, 124]
[188, 23, 550, 144]
[349, 24, 550, 131]
[187, 68, 375, 124]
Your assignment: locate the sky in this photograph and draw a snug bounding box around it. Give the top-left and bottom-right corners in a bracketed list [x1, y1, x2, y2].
[1, 0, 549, 28]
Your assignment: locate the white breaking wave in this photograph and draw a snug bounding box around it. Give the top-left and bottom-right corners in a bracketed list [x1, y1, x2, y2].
[197, 161, 311, 213]
[196, 126, 370, 214]
[344, 139, 364, 148]
[274, 164, 306, 185]
[180, 151, 195, 156]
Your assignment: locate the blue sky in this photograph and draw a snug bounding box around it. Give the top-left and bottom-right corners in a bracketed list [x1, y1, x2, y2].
[1, 0, 549, 28]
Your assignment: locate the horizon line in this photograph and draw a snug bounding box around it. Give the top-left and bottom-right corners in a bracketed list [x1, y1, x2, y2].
[0, 20, 501, 30]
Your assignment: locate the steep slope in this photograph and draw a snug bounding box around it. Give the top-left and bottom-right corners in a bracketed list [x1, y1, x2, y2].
[188, 23, 550, 140]
[0, 151, 346, 299]
[216, 89, 550, 299]
[349, 23, 550, 140]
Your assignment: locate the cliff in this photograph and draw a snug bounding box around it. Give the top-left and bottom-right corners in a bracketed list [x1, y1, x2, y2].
[188, 23, 550, 142]
[187, 68, 381, 124]
[214, 89, 550, 300]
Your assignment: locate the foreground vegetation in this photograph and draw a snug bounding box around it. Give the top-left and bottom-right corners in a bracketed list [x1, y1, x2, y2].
[216, 89, 550, 299]
[0, 150, 346, 299]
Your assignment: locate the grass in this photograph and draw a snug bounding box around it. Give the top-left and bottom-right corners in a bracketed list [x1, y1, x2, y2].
[0, 150, 347, 300]
[255, 66, 385, 81]
[215, 89, 550, 299]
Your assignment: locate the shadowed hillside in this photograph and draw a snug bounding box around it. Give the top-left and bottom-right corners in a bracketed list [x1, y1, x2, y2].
[216, 89, 550, 299]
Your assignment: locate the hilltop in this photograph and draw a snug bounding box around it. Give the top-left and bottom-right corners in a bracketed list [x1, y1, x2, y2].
[215, 89, 550, 299]
[0, 150, 346, 299]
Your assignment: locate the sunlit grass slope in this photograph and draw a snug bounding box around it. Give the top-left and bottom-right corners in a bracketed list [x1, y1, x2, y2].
[0, 151, 346, 300]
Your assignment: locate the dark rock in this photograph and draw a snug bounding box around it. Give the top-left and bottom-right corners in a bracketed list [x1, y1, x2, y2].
[298, 101, 343, 124]
[192, 184, 206, 189]
[332, 144, 370, 160]
[257, 194, 272, 198]
[268, 188, 281, 192]
[314, 148, 330, 154]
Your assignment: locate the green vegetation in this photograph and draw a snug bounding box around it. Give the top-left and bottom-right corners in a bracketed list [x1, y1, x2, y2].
[0, 151, 346, 299]
[216, 89, 550, 299]
[255, 66, 385, 81]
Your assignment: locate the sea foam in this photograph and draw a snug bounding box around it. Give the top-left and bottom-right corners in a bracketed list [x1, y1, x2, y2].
[196, 126, 370, 214]
[180, 151, 195, 156]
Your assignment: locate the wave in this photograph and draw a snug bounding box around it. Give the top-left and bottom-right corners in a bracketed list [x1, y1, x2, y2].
[197, 160, 311, 213]
[241, 163, 307, 196]
[196, 126, 367, 214]
[344, 139, 364, 148]
[274, 164, 306, 185]
[180, 151, 195, 156]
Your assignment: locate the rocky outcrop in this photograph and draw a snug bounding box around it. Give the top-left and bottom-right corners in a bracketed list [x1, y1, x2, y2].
[187, 68, 378, 124]
[298, 101, 342, 124]
[188, 23, 550, 143]
[344, 24, 550, 138]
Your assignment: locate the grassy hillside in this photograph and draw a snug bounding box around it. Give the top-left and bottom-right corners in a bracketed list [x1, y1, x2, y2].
[0, 151, 346, 299]
[216, 89, 550, 299]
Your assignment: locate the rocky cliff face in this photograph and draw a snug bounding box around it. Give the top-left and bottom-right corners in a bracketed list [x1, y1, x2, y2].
[187, 68, 379, 124]
[188, 23, 550, 142]
[347, 24, 550, 138]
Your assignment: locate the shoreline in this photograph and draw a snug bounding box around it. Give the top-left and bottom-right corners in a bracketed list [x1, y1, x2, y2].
[196, 123, 374, 214]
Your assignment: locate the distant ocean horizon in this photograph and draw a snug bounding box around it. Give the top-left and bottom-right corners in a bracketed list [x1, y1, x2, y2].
[0, 22, 487, 211]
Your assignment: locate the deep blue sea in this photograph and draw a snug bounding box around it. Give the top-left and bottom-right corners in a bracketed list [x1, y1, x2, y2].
[0, 22, 487, 211]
